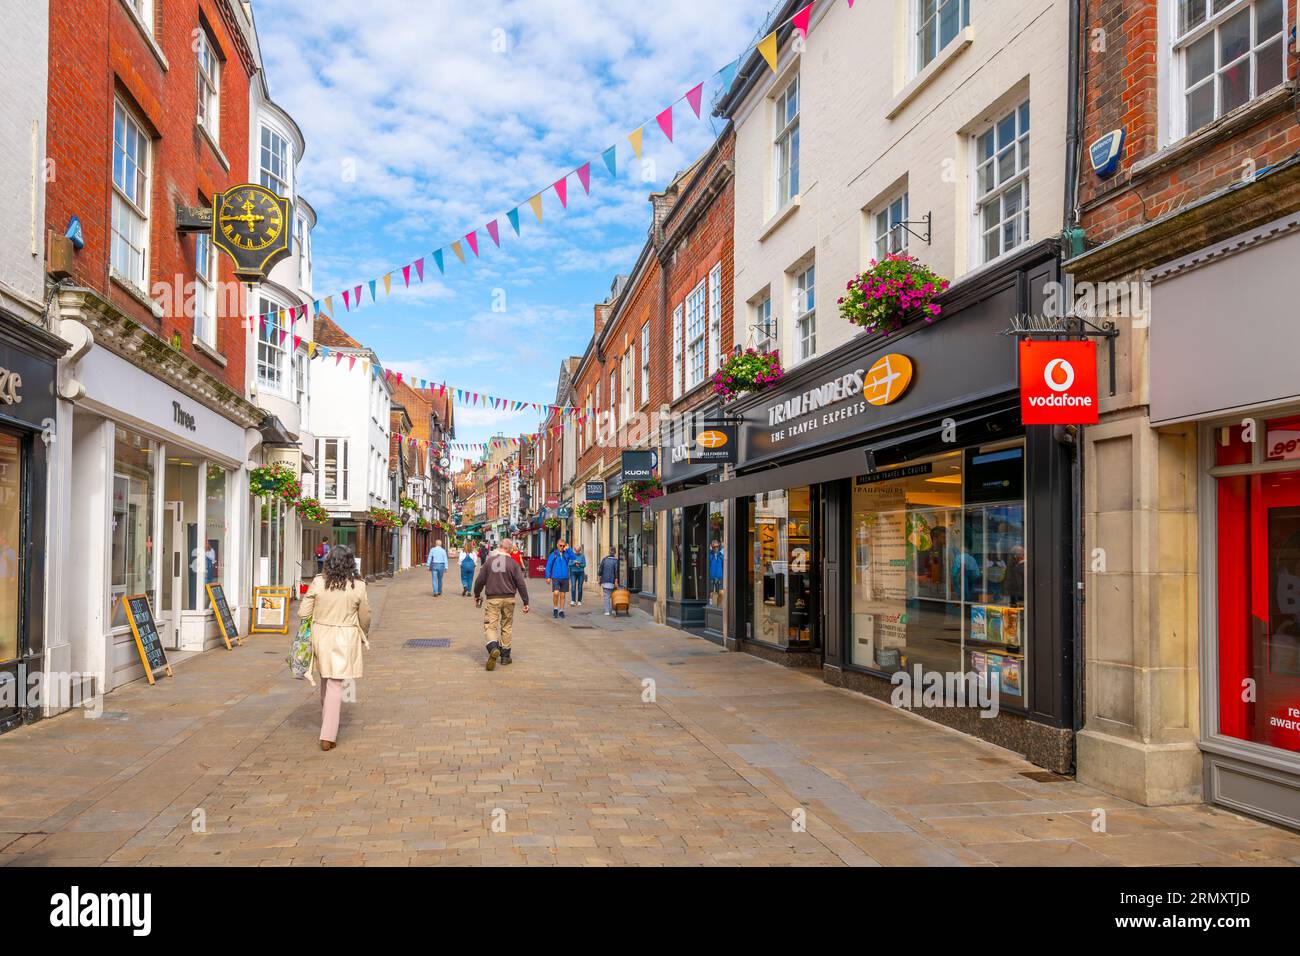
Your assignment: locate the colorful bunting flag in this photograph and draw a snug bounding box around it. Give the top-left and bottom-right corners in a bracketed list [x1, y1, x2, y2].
[507, 207, 521, 235]
[628, 127, 644, 160]
[402, 264, 412, 287]
[686, 82, 704, 118]
[451, 241, 465, 263]
[432, 249, 444, 274]
[792, 2, 813, 37]
[466, 231, 479, 257]
[528, 193, 544, 224]
[656, 105, 673, 142]
[554, 176, 568, 209]
[758, 31, 779, 72]
[577, 162, 591, 195]
[415, 257, 424, 281]
[486, 220, 500, 246]
[602, 146, 617, 178]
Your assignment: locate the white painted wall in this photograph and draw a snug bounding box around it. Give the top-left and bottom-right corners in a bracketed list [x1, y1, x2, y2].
[309, 351, 391, 514]
[730, 0, 1069, 366]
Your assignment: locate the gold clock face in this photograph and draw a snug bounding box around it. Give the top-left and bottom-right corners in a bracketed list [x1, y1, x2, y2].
[217, 187, 283, 252]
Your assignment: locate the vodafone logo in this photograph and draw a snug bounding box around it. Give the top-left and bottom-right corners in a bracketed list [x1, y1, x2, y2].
[1044, 358, 1074, 393]
[1019, 341, 1099, 425]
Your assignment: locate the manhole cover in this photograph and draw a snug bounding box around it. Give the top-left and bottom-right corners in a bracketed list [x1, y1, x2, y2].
[404, 638, 451, 648]
[569, 624, 595, 630]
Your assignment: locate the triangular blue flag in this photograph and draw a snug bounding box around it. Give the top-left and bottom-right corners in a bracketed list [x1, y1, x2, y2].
[433, 249, 445, 274]
[368, 279, 377, 302]
[507, 207, 521, 236]
[602, 146, 617, 178]
[718, 57, 739, 93]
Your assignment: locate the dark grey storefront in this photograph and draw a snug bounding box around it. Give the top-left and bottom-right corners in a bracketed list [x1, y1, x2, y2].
[652, 241, 1079, 772]
[0, 310, 66, 735]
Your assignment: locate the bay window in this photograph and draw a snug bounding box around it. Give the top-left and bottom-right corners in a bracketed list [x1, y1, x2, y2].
[259, 125, 291, 197]
[257, 296, 287, 393]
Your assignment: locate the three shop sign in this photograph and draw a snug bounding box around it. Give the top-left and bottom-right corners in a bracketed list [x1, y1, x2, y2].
[1018, 340, 1099, 425]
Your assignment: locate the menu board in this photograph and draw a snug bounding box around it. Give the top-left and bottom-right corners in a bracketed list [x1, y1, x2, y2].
[121, 594, 172, 685]
[205, 583, 240, 650]
[251, 586, 292, 634]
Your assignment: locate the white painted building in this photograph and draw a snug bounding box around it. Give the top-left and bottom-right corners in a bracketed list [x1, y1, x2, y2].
[722, 0, 1068, 363]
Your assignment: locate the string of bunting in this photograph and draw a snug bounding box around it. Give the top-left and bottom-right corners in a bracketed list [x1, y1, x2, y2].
[241, 1, 834, 330]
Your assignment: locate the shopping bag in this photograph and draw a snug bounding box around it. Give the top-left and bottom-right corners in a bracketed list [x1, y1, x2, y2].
[287, 617, 316, 686]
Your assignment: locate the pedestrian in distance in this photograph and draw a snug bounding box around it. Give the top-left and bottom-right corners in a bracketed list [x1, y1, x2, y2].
[427, 539, 448, 596]
[459, 547, 477, 596]
[477, 540, 489, 565]
[473, 537, 530, 670]
[299, 545, 371, 751]
[315, 536, 331, 573]
[598, 549, 620, 616]
[569, 544, 587, 606]
[708, 539, 725, 605]
[546, 539, 572, 619]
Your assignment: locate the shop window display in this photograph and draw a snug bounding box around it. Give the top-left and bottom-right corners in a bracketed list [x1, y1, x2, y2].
[707, 501, 725, 610]
[849, 443, 1027, 704]
[111, 427, 157, 628]
[0, 432, 21, 663]
[749, 487, 815, 646]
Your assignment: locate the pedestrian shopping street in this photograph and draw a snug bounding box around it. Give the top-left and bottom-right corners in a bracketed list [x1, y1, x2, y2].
[2, 569, 1298, 868]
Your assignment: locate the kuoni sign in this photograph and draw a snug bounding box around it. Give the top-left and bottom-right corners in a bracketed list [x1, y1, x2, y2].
[1019, 340, 1099, 425]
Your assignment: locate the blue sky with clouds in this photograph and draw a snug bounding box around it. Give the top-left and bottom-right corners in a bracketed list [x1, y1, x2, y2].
[253, 0, 774, 457]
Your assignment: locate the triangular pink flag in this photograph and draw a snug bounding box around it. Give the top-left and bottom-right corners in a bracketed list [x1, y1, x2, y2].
[415, 258, 424, 281]
[278, 329, 288, 345]
[657, 105, 674, 142]
[353, 285, 362, 306]
[335, 352, 343, 366]
[466, 231, 479, 257]
[402, 264, 412, 287]
[486, 220, 500, 246]
[577, 163, 591, 195]
[792, 2, 813, 36]
[686, 82, 704, 118]
[348, 356, 356, 371]
[342, 290, 351, 310]
[293, 335, 302, 351]
[554, 176, 568, 209]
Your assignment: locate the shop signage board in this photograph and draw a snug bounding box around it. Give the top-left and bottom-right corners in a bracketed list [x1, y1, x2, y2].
[668, 424, 738, 467]
[737, 297, 1018, 467]
[121, 595, 172, 685]
[250, 586, 292, 635]
[205, 583, 241, 650]
[584, 480, 605, 501]
[1018, 340, 1099, 425]
[620, 450, 657, 481]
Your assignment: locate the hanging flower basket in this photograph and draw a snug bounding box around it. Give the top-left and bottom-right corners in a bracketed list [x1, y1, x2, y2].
[416, 516, 431, 530]
[712, 349, 784, 402]
[709, 510, 724, 531]
[367, 507, 400, 529]
[621, 476, 663, 506]
[399, 495, 418, 512]
[576, 501, 604, 522]
[838, 253, 949, 336]
[249, 464, 301, 503]
[296, 497, 329, 524]
[543, 517, 562, 531]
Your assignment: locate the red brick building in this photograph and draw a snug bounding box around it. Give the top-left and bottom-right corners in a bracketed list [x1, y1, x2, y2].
[1066, 0, 1300, 823]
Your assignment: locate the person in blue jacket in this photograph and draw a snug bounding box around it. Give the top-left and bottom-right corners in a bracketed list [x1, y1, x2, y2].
[426, 539, 448, 596]
[458, 547, 477, 597]
[569, 544, 588, 606]
[708, 539, 725, 605]
[545, 540, 571, 619]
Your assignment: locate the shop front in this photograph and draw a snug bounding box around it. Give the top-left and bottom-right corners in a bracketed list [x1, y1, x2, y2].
[608, 456, 654, 614]
[60, 337, 255, 693]
[0, 311, 66, 733]
[651, 241, 1076, 771]
[1147, 212, 1300, 829]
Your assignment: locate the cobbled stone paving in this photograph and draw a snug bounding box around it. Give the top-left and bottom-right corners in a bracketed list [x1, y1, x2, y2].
[2, 570, 1299, 866]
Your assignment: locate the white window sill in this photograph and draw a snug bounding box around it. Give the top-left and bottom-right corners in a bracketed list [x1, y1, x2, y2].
[109, 269, 163, 318]
[117, 0, 169, 71]
[759, 195, 801, 242]
[197, 122, 229, 170]
[887, 27, 974, 120]
[192, 336, 227, 366]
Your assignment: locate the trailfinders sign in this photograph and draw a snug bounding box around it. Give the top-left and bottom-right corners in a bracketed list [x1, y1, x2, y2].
[760, 354, 913, 451]
[1018, 340, 1099, 425]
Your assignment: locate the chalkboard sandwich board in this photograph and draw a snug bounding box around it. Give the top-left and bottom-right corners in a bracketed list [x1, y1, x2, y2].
[205, 583, 241, 649]
[251, 586, 292, 635]
[121, 594, 172, 684]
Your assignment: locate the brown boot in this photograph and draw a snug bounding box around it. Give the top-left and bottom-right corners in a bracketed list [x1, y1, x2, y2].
[320, 740, 335, 751]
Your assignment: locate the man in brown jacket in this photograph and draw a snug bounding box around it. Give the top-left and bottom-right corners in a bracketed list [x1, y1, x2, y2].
[473, 539, 530, 670]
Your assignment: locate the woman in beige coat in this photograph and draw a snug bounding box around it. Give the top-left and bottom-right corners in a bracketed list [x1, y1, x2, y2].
[299, 545, 371, 751]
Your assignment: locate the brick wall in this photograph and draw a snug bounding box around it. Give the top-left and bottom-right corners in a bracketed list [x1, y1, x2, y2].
[47, 0, 254, 394]
[1076, 0, 1300, 246]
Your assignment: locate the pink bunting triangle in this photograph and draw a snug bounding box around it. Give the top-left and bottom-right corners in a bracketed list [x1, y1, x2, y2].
[466, 231, 479, 257]
[686, 82, 704, 118]
[402, 264, 412, 287]
[348, 356, 356, 371]
[554, 176, 568, 208]
[415, 257, 425, 282]
[792, 2, 813, 36]
[353, 285, 362, 307]
[342, 289, 351, 310]
[486, 220, 500, 246]
[657, 105, 674, 142]
[577, 163, 591, 195]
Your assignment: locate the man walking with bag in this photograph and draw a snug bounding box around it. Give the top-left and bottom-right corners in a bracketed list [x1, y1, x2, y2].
[545, 539, 571, 620]
[598, 549, 621, 616]
[473, 538, 530, 670]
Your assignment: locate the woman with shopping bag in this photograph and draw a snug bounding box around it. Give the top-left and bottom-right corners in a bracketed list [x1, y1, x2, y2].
[298, 545, 371, 751]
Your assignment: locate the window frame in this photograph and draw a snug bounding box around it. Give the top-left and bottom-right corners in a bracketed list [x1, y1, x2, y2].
[640, 323, 650, 406]
[111, 98, 151, 292]
[685, 278, 708, 389]
[793, 264, 816, 363]
[753, 292, 776, 353]
[259, 124, 292, 198]
[708, 262, 723, 374]
[913, 0, 971, 75]
[773, 73, 801, 210]
[193, 229, 217, 348]
[317, 437, 349, 502]
[256, 296, 289, 395]
[972, 99, 1031, 267]
[672, 304, 684, 400]
[195, 25, 221, 142]
[874, 191, 910, 260]
[1169, 0, 1289, 142]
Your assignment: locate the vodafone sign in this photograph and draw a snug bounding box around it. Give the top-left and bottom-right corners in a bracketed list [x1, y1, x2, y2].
[1019, 340, 1099, 425]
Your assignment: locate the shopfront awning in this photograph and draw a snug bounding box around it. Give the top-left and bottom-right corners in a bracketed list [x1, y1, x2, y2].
[649, 401, 1020, 512]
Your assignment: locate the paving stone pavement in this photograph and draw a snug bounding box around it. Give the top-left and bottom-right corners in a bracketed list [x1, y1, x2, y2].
[2, 570, 1298, 867]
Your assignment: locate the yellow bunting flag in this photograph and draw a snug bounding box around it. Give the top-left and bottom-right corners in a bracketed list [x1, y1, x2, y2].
[528, 193, 544, 224]
[758, 31, 778, 72]
[383, 273, 392, 295]
[324, 295, 334, 316]
[451, 240, 466, 263]
[627, 127, 644, 160]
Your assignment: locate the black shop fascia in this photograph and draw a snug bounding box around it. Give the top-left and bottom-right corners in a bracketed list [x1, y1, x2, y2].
[650, 240, 1078, 774]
